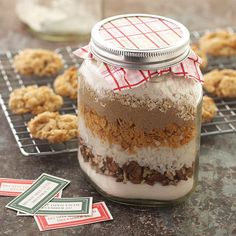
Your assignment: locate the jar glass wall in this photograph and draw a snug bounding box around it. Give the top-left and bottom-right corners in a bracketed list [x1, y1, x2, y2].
[78, 59, 202, 206]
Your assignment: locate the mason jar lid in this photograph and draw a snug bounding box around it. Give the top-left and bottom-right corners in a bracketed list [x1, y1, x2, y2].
[90, 14, 190, 70]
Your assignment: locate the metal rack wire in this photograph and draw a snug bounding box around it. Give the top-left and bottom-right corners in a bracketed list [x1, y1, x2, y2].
[0, 28, 236, 156]
[0, 47, 81, 156]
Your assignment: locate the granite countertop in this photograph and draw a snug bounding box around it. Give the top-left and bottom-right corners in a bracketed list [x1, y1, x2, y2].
[0, 1, 235, 235]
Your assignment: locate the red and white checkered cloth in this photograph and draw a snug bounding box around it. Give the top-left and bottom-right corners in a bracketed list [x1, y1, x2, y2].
[74, 15, 203, 92]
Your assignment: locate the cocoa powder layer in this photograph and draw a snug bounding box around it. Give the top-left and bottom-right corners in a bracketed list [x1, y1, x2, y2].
[79, 138, 193, 186]
[79, 80, 196, 132]
[79, 105, 196, 151]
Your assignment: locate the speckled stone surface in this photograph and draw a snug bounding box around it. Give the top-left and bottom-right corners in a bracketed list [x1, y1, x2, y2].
[0, 1, 236, 236]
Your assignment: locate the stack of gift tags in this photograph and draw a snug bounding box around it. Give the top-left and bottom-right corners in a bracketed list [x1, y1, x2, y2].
[0, 173, 112, 231]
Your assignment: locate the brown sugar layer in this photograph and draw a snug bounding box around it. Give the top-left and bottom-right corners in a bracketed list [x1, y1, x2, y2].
[79, 82, 196, 132]
[79, 105, 196, 150]
[79, 138, 193, 186]
[79, 71, 202, 120]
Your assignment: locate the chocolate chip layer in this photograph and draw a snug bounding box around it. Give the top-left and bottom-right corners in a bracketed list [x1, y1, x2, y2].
[79, 138, 193, 186]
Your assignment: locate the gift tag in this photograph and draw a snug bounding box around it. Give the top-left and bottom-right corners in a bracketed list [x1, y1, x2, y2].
[0, 178, 62, 198]
[18, 197, 93, 216]
[6, 173, 69, 214]
[0, 178, 34, 197]
[34, 202, 113, 231]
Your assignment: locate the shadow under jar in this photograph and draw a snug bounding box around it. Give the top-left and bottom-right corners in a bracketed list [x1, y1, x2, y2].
[75, 14, 203, 206]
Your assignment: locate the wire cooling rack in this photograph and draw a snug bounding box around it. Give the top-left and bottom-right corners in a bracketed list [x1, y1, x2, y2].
[0, 47, 81, 156]
[0, 28, 236, 156]
[201, 97, 236, 136]
[191, 27, 236, 136]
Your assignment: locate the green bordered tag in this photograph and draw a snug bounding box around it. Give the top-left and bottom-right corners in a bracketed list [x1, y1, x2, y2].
[17, 197, 93, 216]
[6, 173, 70, 215]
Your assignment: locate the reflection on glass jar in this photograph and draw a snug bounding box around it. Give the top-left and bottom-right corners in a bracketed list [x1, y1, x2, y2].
[75, 14, 203, 206]
[16, 0, 104, 41]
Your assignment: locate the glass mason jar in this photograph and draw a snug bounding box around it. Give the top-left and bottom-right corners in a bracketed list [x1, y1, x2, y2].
[16, 0, 104, 42]
[76, 14, 203, 206]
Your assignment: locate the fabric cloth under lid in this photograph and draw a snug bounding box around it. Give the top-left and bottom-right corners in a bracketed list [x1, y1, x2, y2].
[74, 14, 203, 92]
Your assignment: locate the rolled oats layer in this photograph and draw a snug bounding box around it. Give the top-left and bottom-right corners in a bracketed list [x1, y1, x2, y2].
[79, 105, 196, 150]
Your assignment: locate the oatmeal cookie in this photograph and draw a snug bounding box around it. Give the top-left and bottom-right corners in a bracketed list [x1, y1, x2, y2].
[191, 43, 208, 69]
[203, 69, 236, 98]
[54, 66, 77, 99]
[8, 85, 63, 114]
[202, 96, 217, 123]
[199, 31, 236, 56]
[14, 49, 63, 77]
[28, 112, 77, 143]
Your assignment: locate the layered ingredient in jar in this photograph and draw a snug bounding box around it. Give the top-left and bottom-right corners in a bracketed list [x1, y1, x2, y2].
[78, 64, 202, 201]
